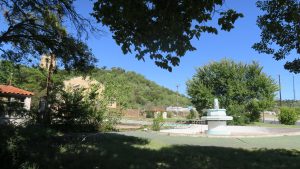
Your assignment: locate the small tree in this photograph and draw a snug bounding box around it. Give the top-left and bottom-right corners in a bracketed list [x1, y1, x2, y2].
[152, 113, 164, 131]
[51, 81, 124, 131]
[187, 59, 278, 124]
[52, 88, 91, 126]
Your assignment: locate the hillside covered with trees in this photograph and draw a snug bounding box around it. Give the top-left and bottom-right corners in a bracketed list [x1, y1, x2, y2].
[0, 61, 190, 110]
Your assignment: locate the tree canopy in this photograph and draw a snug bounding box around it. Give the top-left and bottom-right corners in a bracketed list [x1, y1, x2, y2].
[92, 0, 243, 71]
[187, 59, 278, 124]
[253, 0, 300, 73]
[0, 0, 96, 71]
[2, 0, 299, 73]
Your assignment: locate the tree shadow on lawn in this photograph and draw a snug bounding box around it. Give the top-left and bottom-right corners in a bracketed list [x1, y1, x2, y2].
[59, 135, 300, 169]
[2, 126, 300, 169]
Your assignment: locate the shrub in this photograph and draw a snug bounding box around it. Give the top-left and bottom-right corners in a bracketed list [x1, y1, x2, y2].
[145, 111, 154, 118]
[50, 84, 122, 132]
[52, 88, 92, 126]
[101, 109, 122, 131]
[295, 107, 300, 115]
[152, 114, 164, 131]
[186, 109, 197, 119]
[246, 100, 261, 122]
[227, 104, 250, 125]
[278, 107, 298, 125]
[167, 112, 173, 118]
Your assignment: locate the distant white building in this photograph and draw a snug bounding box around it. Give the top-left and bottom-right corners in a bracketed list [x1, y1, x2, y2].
[166, 106, 194, 112]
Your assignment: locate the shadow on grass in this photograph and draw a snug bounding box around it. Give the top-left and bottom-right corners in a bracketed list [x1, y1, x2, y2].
[1, 125, 300, 169]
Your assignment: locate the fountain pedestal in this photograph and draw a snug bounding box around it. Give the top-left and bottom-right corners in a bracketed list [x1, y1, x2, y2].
[201, 99, 233, 135]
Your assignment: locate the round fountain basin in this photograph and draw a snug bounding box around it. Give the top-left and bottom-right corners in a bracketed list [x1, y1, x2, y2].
[205, 120, 231, 135]
[201, 116, 233, 121]
[205, 109, 227, 116]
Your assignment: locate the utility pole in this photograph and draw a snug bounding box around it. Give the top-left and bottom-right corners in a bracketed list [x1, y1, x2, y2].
[293, 75, 296, 105]
[176, 84, 179, 114]
[278, 75, 282, 107]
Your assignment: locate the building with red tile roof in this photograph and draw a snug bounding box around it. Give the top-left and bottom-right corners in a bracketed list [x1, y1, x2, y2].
[0, 85, 34, 111]
[0, 85, 34, 96]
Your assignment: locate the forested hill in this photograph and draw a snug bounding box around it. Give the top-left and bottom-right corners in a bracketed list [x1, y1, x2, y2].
[0, 61, 190, 109]
[90, 67, 190, 109]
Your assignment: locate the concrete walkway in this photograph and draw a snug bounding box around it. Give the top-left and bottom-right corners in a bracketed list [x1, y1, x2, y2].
[159, 124, 300, 137]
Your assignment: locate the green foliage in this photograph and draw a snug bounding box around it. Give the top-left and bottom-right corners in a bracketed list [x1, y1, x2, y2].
[246, 99, 269, 122]
[0, 61, 49, 110]
[296, 107, 300, 115]
[187, 59, 278, 124]
[0, 125, 58, 169]
[0, 0, 96, 71]
[92, 1, 243, 71]
[0, 99, 27, 118]
[101, 109, 122, 132]
[52, 88, 93, 126]
[167, 112, 173, 118]
[152, 114, 164, 131]
[276, 100, 300, 108]
[145, 111, 154, 118]
[2, 125, 300, 169]
[91, 68, 190, 109]
[0, 61, 188, 119]
[50, 82, 122, 131]
[0, 60, 15, 84]
[186, 109, 197, 119]
[227, 104, 249, 125]
[278, 107, 299, 125]
[254, 0, 300, 73]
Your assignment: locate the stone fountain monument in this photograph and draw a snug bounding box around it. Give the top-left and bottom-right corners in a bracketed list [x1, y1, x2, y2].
[201, 98, 233, 135]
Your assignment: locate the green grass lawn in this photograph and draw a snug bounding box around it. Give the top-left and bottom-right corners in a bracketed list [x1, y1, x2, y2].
[122, 131, 300, 150]
[1, 125, 300, 169]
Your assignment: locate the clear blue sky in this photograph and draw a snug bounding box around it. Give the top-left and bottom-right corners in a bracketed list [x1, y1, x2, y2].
[73, 0, 299, 100]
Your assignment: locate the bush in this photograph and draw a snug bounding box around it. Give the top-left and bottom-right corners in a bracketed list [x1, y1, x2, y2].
[167, 112, 173, 118]
[295, 107, 300, 115]
[152, 114, 164, 131]
[227, 104, 250, 125]
[145, 111, 154, 118]
[101, 109, 122, 131]
[49, 84, 122, 132]
[52, 88, 92, 126]
[246, 100, 261, 122]
[186, 109, 197, 119]
[278, 107, 298, 125]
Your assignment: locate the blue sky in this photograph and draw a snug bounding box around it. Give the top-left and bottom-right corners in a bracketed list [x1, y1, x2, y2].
[73, 0, 299, 100]
[0, 1, 298, 100]
[72, 0, 300, 99]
